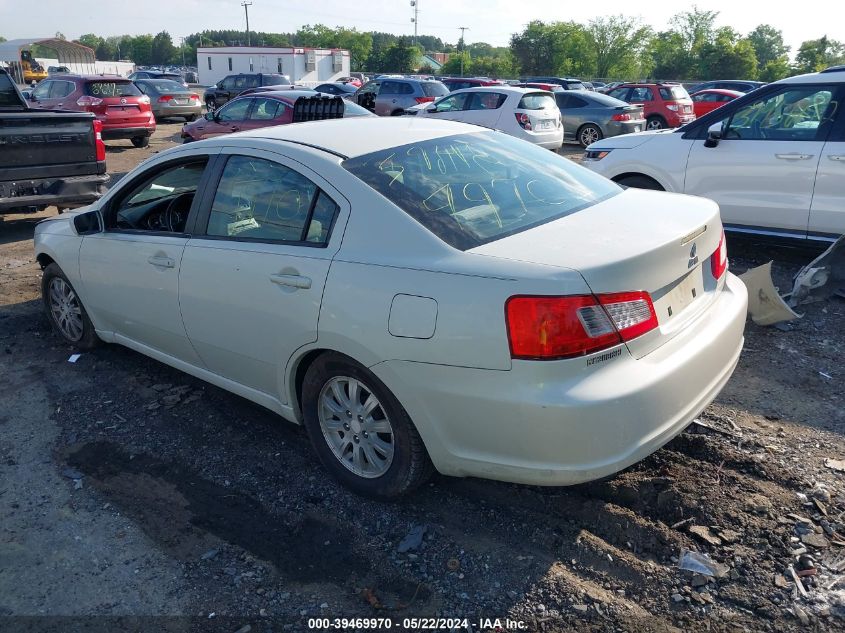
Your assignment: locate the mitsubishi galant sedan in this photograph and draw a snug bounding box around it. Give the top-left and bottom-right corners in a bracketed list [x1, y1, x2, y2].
[34, 118, 748, 499]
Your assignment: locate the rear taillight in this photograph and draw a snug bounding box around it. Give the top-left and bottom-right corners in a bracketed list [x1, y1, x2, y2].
[665, 104, 679, 111]
[505, 292, 658, 360]
[139, 95, 151, 105]
[190, 94, 199, 101]
[515, 112, 532, 130]
[76, 95, 103, 108]
[711, 230, 728, 279]
[158, 95, 174, 102]
[611, 113, 631, 121]
[415, 96, 435, 104]
[93, 119, 105, 162]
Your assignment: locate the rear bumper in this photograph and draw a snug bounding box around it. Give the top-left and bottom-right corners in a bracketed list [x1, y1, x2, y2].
[371, 273, 748, 486]
[155, 104, 202, 118]
[0, 172, 110, 212]
[605, 120, 646, 137]
[101, 127, 155, 140]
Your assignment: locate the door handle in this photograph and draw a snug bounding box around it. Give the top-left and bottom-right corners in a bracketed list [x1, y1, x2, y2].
[269, 274, 311, 289]
[147, 255, 175, 268]
[829, 155, 845, 161]
[775, 153, 813, 160]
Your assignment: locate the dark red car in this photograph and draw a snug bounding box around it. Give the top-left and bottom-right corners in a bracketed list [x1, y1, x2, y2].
[28, 74, 156, 147]
[606, 82, 695, 130]
[689, 88, 743, 118]
[180, 90, 374, 143]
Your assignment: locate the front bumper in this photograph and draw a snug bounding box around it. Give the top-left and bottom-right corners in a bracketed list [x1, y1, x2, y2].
[0, 173, 110, 212]
[371, 273, 748, 486]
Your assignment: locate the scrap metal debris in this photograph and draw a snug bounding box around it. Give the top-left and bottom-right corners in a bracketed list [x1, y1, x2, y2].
[789, 235, 845, 306]
[825, 458, 845, 473]
[677, 550, 729, 578]
[738, 262, 800, 325]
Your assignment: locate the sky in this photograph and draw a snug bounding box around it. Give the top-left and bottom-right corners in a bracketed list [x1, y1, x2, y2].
[0, 0, 842, 56]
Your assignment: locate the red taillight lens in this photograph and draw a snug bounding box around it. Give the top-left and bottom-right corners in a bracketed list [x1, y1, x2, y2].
[190, 94, 199, 101]
[611, 113, 631, 121]
[158, 95, 174, 102]
[76, 95, 103, 108]
[515, 112, 532, 130]
[93, 119, 105, 162]
[415, 96, 435, 104]
[505, 292, 658, 360]
[711, 230, 728, 279]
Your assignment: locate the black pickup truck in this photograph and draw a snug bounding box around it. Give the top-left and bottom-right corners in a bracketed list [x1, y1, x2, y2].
[0, 67, 108, 214]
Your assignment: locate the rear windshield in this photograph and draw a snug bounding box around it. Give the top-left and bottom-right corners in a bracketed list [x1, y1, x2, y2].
[342, 132, 620, 250]
[661, 86, 690, 100]
[422, 82, 449, 97]
[145, 79, 186, 93]
[518, 93, 557, 110]
[582, 91, 629, 107]
[565, 82, 587, 90]
[85, 81, 142, 97]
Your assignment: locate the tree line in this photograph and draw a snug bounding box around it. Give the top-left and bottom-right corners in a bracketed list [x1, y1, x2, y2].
[3, 9, 843, 80]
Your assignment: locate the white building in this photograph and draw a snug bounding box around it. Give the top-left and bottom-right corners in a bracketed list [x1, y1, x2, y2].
[197, 47, 350, 87]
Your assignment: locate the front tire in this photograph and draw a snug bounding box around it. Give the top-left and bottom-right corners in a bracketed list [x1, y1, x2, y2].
[578, 124, 603, 148]
[41, 263, 100, 350]
[131, 136, 150, 148]
[302, 352, 433, 499]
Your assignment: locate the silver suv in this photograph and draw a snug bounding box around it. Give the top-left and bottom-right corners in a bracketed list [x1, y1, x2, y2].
[355, 78, 449, 116]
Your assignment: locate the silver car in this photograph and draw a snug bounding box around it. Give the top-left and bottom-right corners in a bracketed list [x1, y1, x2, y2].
[135, 79, 202, 122]
[554, 90, 646, 147]
[354, 78, 449, 116]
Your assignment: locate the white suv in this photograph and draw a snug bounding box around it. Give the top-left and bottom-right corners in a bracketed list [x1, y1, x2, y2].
[583, 67, 845, 242]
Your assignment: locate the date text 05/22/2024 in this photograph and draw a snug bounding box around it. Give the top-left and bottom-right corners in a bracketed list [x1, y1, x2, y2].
[307, 617, 528, 630]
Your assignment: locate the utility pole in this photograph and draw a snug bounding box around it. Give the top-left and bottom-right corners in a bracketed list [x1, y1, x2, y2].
[241, 1, 253, 47]
[410, 1, 418, 46]
[458, 26, 468, 77]
[180, 37, 186, 68]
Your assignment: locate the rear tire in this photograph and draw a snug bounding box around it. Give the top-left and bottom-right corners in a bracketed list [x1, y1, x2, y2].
[131, 136, 150, 148]
[205, 98, 216, 112]
[614, 174, 664, 191]
[41, 263, 100, 350]
[646, 116, 666, 130]
[301, 352, 434, 499]
[578, 124, 603, 148]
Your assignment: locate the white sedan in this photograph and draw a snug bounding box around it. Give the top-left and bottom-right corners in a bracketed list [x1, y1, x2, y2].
[408, 86, 564, 150]
[34, 117, 747, 498]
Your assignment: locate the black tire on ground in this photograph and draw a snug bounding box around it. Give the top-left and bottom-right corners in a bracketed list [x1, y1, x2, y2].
[41, 263, 101, 350]
[131, 136, 150, 148]
[205, 98, 216, 112]
[646, 116, 666, 130]
[301, 352, 434, 499]
[614, 174, 665, 190]
[578, 124, 603, 148]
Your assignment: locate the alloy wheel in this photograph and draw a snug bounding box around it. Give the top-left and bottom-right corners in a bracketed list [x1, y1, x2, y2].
[48, 277, 83, 342]
[580, 126, 601, 146]
[318, 376, 395, 478]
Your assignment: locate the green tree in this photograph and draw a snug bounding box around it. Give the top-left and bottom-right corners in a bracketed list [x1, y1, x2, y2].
[509, 21, 593, 77]
[747, 25, 789, 68]
[647, 31, 692, 79]
[669, 6, 718, 54]
[128, 35, 154, 65]
[381, 40, 417, 73]
[795, 36, 845, 73]
[76, 33, 102, 52]
[334, 29, 373, 72]
[759, 58, 791, 82]
[440, 52, 470, 76]
[151, 31, 176, 65]
[586, 15, 652, 78]
[698, 28, 758, 79]
[471, 55, 516, 78]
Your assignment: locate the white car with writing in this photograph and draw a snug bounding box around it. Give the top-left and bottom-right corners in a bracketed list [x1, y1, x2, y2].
[583, 67, 845, 242]
[408, 86, 564, 150]
[34, 118, 746, 498]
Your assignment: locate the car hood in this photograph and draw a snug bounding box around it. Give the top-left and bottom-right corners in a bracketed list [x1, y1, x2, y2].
[590, 128, 677, 150]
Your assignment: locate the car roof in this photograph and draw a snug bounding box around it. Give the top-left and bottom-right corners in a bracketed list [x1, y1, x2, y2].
[447, 86, 545, 95]
[45, 74, 130, 81]
[232, 117, 490, 158]
[777, 67, 845, 85]
[241, 89, 319, 100]
[691, 88, 744, 96]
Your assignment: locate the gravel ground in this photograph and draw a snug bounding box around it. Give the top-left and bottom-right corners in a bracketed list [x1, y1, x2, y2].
[1, 123, 844, 633]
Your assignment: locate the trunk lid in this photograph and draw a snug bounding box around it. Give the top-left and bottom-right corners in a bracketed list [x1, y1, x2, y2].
[469, 188, 726, 357]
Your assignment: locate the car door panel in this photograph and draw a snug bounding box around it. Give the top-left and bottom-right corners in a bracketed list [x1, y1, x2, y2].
[809, 111, 845, 237]
[179, 148, 349, 401]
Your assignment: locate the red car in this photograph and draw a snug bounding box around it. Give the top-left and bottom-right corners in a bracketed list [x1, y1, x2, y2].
[180, 90, 373, 142]
[28, 74, 155, 147]
[606, 82, 695, 130]
[689, 88, 744, 118]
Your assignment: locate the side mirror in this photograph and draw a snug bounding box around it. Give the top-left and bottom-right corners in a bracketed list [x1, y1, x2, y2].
[704, 121, 723, 148]
[73, 209, 102, 235]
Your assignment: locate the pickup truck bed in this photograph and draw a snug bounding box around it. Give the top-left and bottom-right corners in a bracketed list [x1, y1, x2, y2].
[0, 68, 108, 213]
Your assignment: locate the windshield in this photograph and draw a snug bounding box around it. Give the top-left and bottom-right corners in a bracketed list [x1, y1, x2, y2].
[85, 81, 142, 97]
[343, 132, 620, 250]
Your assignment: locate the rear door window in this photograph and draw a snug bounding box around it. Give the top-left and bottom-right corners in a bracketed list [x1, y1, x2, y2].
[422, 82, 449, 97]
[49, 81, 76, 99]
[467, 92, 507, 110]
[433, 93, 470, 112]
[629, 87, 654, 102]
[379, 81, 401, 95]
[217, 98, 252, 122]
[249, 97, 283, 120]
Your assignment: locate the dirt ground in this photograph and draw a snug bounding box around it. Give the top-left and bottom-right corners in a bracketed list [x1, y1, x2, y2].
[1, 124, 844, 633]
